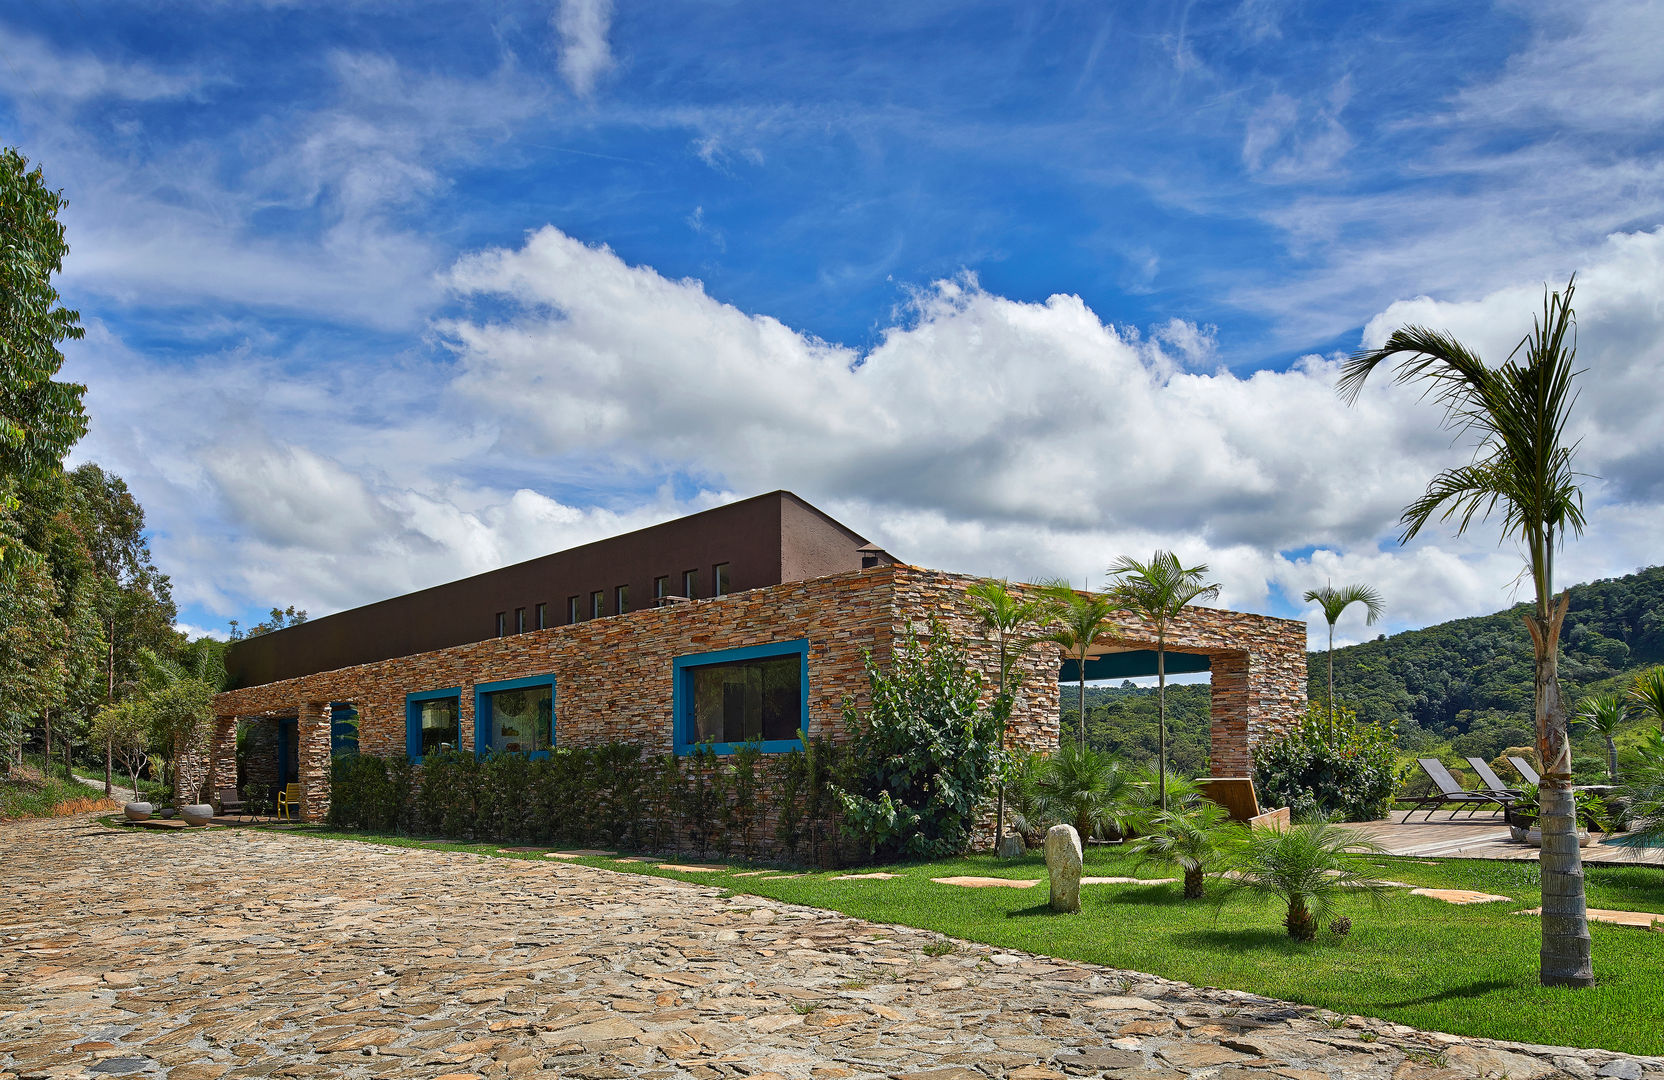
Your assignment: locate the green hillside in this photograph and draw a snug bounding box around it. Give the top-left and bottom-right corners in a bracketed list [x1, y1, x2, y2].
[1063, 565, 1664, 776]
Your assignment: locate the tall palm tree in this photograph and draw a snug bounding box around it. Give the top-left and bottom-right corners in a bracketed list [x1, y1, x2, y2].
[965, 579, 1059, 847]
[1339, 277, 1593, 988]
[1107, 552, 1220, 811]
[1041, 581, 1124, 751]
[1302, 582, 1385, 736]
[1629, 666, 1664, 731]
[1574, 693, 1627, 782]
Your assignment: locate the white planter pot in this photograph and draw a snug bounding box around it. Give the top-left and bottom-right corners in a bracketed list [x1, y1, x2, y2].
[1512, 824, 1591, 848]
[123, 802, 153, 821]
[179, 804, 214, 827]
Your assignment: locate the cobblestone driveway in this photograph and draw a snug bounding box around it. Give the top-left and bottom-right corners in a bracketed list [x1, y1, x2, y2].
[2, 817, 1657, 1080]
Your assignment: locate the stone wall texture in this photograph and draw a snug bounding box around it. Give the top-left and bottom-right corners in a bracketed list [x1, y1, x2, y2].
[212, 564, 1307, 850]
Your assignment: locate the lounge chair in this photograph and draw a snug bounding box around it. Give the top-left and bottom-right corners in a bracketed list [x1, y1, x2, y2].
[1406, 759, 1514, 820]
[1198, 777, 1290, 830]
[1465, 757, 1522, 797]
[1508, 756, 1542, 786]
[215, 787, 245, 815]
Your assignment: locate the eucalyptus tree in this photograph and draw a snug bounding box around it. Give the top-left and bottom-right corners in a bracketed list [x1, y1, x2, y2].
[1339, 277, 1593, 988]
[1302, 582, 1385, 735]
[1042, 581, 1124, 751]
[1106, 552, 1219, 811]
[1574, 693, 1626, 782]
[965, 578, 1060, 846]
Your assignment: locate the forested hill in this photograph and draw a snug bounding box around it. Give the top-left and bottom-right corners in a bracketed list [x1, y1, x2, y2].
[1318, 565, 1664, 753]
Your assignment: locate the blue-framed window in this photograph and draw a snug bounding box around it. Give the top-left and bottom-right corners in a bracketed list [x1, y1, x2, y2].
[406, 687, 462, 762]
[474, 674, 556, 758]
[672, 639, 809, 755]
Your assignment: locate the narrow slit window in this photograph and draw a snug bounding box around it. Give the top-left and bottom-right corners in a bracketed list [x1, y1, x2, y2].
[654, 575, 669, 602]
[713, 563, 730, 596]
[615, 584, 630, 615]
[567, 596, 580, 624]
[515, 607, 527, 634]
[591, 590, 604, 619]
[682, 569, 699, 599]
[535, 602, 547, 629]
[495, 611, 507, 637]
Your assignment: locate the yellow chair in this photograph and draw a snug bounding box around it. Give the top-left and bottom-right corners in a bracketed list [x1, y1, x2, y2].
[276, 783, 302, 820]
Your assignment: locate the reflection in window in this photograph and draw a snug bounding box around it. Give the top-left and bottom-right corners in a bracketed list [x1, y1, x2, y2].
[515, 607, 526, 634]
[567, 596, 580, 624]
[590, 590, 604, 619]
[483, 686, 552, 755]
[690, 655, 801, 744]
[535, 602, 547, 629]
[495, 611, 507, 637]
[654, 576, 669, 602]
[713, 563, 730, 596]
[682, 569, 699, 599]
[615, 584, 629, 614]
[416, 697, 460, 757]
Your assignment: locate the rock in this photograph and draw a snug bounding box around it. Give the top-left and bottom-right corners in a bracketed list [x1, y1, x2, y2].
[1045, 824, 1083, 913]
[1599, 1062, 1643, 1080]
[998, 832, 1026, 859]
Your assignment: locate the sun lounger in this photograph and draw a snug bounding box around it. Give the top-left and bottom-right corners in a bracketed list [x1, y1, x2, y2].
[1508, 756, 1542, 786]
[1465, 757, 1522, 797]
[1406, 759, 1514, 820]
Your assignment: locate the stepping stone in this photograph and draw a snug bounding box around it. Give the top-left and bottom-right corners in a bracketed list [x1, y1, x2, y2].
[656, 864, 728, 872]
[831, 873, 899, 881]
[1516, 906, 1662, 929]
[542, 849, 617, 859]
[731, 870, 773, 877]
[930, 876, 1041, 889]
[499, 846, 552, 853]
[1410, 888, 1509, 905]
[1081, 876, 1178, 886]
[758, 874, 803, 880]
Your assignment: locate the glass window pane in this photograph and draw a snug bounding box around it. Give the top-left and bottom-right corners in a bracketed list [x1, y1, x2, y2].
[486, 686, 551, 755]
[687, 653, 801, 746]
[616, 584, 629, 614]
[419, 698, 460, 757]
[714, 563, 730, 596]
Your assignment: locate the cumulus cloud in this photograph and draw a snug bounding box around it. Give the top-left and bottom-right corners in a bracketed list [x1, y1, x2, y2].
[64, 226, 1664, 650]
[554, 0, 615, 97]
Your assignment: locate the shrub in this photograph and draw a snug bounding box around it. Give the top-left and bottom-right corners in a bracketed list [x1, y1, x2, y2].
[834, 621, 1003, 859]
[327, 754, 400, 831]
[1253, 703, 1404, 822]
[1217, 819, 1390, 940]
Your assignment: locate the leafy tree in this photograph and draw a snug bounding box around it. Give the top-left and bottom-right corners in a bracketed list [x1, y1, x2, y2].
[965, 579, 1057, 846]
[89, 700, 151, 799]
[1574, 693, 1627, 782]
[1303, 582, 1384, 733]
[0, 553, 66, 772]
[0, 148, 87, 518]
[228, 605, 309, 640]
[1107, 551, 1219, 810]
[835, 622, 1003, 859]
[1341, 277, 1593, 987]
[1217, 820, 1390, 941]
[1042, 581, 1123, 751]
[1129, 798, 1231, 898]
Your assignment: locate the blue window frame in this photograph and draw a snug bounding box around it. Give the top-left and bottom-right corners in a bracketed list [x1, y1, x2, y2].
[474, 674, 557, 758]
[672, 639, 809, 755]
[406, 687, 462, 762]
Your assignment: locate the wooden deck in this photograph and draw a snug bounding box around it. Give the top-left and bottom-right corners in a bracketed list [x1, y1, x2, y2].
[1354, 809, 1664, 866]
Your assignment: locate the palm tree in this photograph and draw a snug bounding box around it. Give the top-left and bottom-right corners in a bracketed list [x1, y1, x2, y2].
[965, 579, 1060, 847]
[1107, 552, 1220, 811]
[1339, 277, 1593, 987]
[1129, 798, 1231, 898]
[1629, 666, 1664, 731]
[1218, 819, 1390, 940]
[1042, 581, 1124, 751]
[1574, 693, 1627, 782]
[1302, 582, 1385, 735]
[1034, 742, 1133, 841]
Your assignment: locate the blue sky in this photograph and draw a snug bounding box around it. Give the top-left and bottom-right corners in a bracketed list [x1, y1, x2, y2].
[4, 0, 1663, 649]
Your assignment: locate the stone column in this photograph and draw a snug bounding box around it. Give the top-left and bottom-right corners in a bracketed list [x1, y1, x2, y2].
[208, 717, 239, 801]
[1209, 644, 1307, 778]
[296, 701, 332, 822]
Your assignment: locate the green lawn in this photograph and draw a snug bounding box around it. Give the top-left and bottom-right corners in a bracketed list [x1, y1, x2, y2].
[290, 828, 1664, 1056]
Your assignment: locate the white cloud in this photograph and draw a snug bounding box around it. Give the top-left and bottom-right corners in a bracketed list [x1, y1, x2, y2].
[0, 27, 216, 105]
[554, 0, 615, 97]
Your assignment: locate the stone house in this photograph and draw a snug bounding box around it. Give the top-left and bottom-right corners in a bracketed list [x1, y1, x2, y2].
[209, 492, 1306, 849]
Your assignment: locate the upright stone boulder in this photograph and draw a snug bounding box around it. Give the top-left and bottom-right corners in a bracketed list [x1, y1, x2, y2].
[1044, 824, 1082, 913]
[997, 831, 1026, 859]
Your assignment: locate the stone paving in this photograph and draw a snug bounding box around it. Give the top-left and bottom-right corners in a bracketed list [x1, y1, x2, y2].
[3, 817, 1661, 1080]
